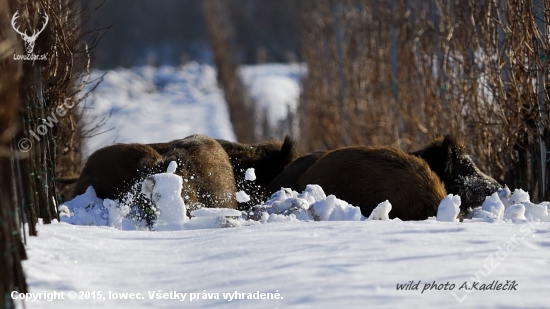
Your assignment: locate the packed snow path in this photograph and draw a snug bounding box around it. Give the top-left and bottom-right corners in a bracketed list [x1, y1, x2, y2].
[23, 220, 550, 308]
[83, 63, 236, 155]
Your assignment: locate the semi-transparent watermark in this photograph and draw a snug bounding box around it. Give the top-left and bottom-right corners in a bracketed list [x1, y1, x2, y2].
[11, 289, 284, 303]
[11, 10, 48, 61]
[450, 221, 535, 303]
[18, 99, 75, 152]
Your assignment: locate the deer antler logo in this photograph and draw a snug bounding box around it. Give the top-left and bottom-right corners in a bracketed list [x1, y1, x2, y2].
[11, 11, 49, 54]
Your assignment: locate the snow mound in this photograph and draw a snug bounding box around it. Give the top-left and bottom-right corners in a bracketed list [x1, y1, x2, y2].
[498, 187, 513, 207]
[59, 182, 374, 231]
[60, 170, 550, 231]
[470, 188, 550, 222]
[58, 187, 133, 229]
[166, 161, 178, 174]
[481, 192, 505, 220]
[142, 161, 188, 231]
[436, 194, 461, 222]
[263, 185, 363, 221]
[367, 200, 392, 221]
[510, 188, 530, 204]
[503, 204, 527, 221]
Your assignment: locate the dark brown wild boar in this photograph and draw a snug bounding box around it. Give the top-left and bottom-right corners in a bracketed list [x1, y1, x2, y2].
[267, 150, 326, 194]
[153, 134, 237, 211]
[73, 143, 163, 200]
[215, 136, 297, 209]
[411, 135, 503, 215]
[298, 146, 447, 220]
[73, 135, 238, 212]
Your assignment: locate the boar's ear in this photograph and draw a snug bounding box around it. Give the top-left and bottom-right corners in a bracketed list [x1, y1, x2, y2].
[443, 135, 465, 175]
[281, 135, 297, 166]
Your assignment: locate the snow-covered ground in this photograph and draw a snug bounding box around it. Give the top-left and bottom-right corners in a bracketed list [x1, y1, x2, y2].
[240, 63, 306, 130]
[82, 63, 236, 156]
[82, 62, 306, 156]
[23, 217, 550, 308]
[20, 64, 550, 308]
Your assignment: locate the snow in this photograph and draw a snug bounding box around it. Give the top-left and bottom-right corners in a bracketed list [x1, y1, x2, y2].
[502, 190, 549, 222]
[524, 202, 549, 221]
[141, 163, 188, 231]
[22, 218, 550, 308]
[310, 195, 363, 221]
[469, 189, 550, 223]
[481, 192, 506, 220]
[20, 64, 550, 308]
[235, 191, 251, 203]
[166, 161, 178, 174]
[260, 185, 361, 222]
[436, 195, 461, 222]
[58, 187, 132, 229]
[244, 168, 256, 181]
[510, 188, 530, 205]
[190, 208, 242, 218]
[83, 63, 236, 156]
[367, 200, 393, 221]
[503, 204, 527, 221]
[58, 183, 364, 233]
[183, 208, 244, 230]
[239, 63, 306, 129]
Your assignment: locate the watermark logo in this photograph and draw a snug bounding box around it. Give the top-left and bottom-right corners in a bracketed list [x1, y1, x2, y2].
[18, 99, 75, 152]
[11, 10, 48, 60]
[451, 221, 536, 303]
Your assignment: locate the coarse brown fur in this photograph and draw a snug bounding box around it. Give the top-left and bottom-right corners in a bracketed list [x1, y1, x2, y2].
[147, 141, 174, 156]
[267, 150, 326, 194]
[215, 136, 297, 209]
[155, 134, 237, 210]
[73, 143, 164, 200]
[298, 146, 447, 220]
[73, 135, 237, 212]
[411, 135, 503, 215]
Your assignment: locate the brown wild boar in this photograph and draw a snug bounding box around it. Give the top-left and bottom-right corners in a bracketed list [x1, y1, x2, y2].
[215, 136, 297, 209]
[297, 146, 447, 220]
[153, 134, 237, 211]
[267, 150, 326, 194]
[411, 135, 503, 215]
[73, 143, 164, 200]
[73, 135, 237, 212]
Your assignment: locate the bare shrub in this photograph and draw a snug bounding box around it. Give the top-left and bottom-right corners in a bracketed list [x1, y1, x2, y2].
[0, 0, 100, 304]
[0, 0, 27, 305]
